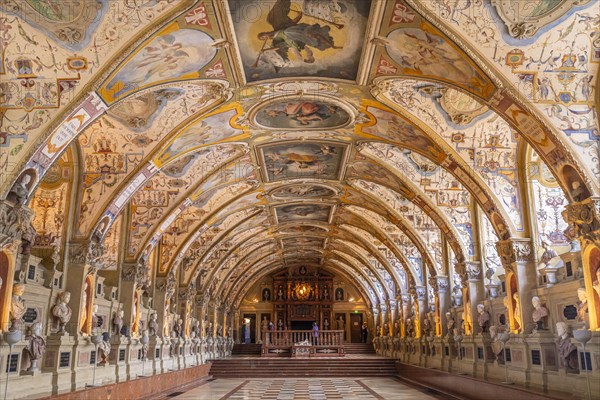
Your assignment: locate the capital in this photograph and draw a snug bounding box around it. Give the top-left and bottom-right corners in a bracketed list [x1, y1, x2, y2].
[69, 240, 106, 274]
[563, 197, 600, 246]
[0, 201, 36, 251]
[435, 275, 449, 293]
[400, 294, 411, 304]
[415, 286, 427, 301]
[495, 238, 534, 269]
[466, 262, 482, 281]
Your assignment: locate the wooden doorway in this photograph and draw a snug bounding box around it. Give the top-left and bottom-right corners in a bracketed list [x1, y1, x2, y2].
[350, 313, 363, 343]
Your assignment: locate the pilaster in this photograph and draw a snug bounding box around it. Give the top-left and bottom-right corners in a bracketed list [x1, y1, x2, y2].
[496, 238, 536, 334]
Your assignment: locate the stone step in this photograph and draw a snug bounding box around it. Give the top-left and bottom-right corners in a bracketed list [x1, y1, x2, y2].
[208, 357, 397, 378]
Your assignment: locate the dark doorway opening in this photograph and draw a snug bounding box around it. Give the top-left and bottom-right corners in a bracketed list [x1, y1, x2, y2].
[291, 320, 313, 330]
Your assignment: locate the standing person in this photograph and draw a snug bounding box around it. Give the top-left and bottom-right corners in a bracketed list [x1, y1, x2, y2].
[361, 322, 368, 343]
[312, 322, 319, 346]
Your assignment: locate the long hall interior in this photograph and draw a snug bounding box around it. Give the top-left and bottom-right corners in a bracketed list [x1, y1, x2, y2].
[0, 0, 599, 399]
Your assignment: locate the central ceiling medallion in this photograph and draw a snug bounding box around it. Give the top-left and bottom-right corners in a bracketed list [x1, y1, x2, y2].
[254, 98, 352, 129]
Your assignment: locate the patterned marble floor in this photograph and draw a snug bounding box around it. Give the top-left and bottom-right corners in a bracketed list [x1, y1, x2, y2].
[170, 378, 443, 400]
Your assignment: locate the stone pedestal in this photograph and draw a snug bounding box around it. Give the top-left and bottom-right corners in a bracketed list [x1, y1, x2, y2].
[109, 335, 129, 382]
[472, 334, 494, 379]
[525, 331, 559, 391]
[42, 333, 76, 394]
[160, 338, 175, 372]
[3, 366, 53, 399]
[458, 336, 476, 376]
[503, 334, 529, 385]
[126, 338, 143, 378]
[72, 336, 104, 390]
[148, 336, 163, 374]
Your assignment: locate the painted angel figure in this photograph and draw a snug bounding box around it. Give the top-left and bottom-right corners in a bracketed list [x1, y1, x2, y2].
[256, 0, 343, 70]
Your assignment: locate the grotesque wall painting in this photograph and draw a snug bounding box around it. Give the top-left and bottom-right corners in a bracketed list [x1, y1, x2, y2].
[2, 0, 107, 51]
[228, 0, 371, 81]
[260, 142, 346, 182]
[255, 99, 351, 129]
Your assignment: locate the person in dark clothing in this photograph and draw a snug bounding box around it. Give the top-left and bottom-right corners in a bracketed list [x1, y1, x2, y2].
[361, 322, 368, 343]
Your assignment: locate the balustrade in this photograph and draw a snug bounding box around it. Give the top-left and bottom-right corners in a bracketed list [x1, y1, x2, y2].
[261, 330, 345, 357]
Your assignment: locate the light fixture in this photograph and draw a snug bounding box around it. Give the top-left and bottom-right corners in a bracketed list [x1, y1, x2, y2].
[293, 282, 312, 300]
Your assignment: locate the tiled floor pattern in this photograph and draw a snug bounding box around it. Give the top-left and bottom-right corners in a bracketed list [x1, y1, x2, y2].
[171, 378, 441, 400]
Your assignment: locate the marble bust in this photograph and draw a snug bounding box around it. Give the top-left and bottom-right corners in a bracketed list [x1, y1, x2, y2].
[445, 312, 455, 338]
[52, 291, 72, 334]
[555, 322, 578, 371]
[422, 313, 433, 337]
[10, 283, 26, 331]
[148, 312, 159, 336]
[23, 322, 46, 372]
[113, 309, 124, 335]
[540, 239, 558, 267]
[477, 304, 491, 333]
[531, 296, 548, 330]
[97, 333, 111, 365]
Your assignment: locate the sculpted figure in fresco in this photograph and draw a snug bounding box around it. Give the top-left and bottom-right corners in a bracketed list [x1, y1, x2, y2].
[513, 293, 523, 332]
[577, 288, 589, 327]
[9, 283, 26, 331]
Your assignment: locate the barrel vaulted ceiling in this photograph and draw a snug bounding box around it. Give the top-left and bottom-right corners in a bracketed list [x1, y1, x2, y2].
[2, 0, 598, 307]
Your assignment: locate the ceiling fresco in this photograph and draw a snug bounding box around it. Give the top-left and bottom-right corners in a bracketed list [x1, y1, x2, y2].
[227, 0, 372, 82]
[4, 0, 598, 309]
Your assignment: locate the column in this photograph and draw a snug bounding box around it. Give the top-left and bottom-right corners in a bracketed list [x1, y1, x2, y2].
[233, 310, 241, 343]
[380, 303, 389, 336]
[389, 300, 397, 336]
[564, 198, 600, 330]
[400, 294, 411, 338]
[436, 275, 450, 337]
[372, 306, 380, 336]
[65, 240, 104, 336]
[415, 286, 427, 338]
[496, 238, 536, 334]
[466, 262, 484, 335]
[120, 262, 139, 337]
